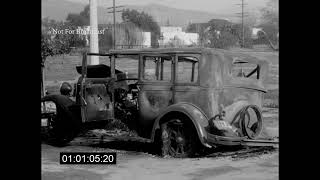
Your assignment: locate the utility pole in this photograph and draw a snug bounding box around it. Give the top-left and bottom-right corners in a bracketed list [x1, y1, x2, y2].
[113, 0, 116, 49]
[241, 0, 244, 48]
[236, 0, 248, 48]
[89, 0, 99, 64]
[106, 2, 125, 49]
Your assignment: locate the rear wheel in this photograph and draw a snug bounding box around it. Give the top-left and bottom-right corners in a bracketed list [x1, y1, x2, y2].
[160, 117, 198, 158]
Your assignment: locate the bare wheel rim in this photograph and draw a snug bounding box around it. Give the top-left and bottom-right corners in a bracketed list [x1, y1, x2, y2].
[240, 106, 263, 139]
[163, 119, 195, 157]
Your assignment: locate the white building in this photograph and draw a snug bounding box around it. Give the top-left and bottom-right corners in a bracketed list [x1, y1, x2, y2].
[251, 27, 263, 39]
[142, 32, 151, 48]
[159, 26, 199, 47]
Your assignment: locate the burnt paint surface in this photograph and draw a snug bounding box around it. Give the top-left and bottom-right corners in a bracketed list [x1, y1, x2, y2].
[74, 49, 269, 143]
[217, 87, 263, 124]
[136, 49, 268, 140]
[137, 82, 173, 134]
[85, 82, 113, 122]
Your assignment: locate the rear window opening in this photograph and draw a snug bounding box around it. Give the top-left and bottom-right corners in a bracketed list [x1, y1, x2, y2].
[115, 56, 139, 80]
[142, 56, 172, 81]
[231, 60, 260, 80]
[177, 56, 199, 83]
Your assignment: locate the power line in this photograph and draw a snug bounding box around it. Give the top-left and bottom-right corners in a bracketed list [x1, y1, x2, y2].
[106, 0, 125, 49]
[107, 10, 124, 13]
[106, 5, 125, 9]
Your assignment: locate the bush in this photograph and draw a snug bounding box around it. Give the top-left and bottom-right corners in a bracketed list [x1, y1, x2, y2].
[194, 19, 254, 49]
[208, 31, 238, 49]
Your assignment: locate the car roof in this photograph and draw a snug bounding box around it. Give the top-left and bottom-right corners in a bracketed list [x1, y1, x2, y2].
[108, 48, 269, 66]
[109, 47, 203, 54]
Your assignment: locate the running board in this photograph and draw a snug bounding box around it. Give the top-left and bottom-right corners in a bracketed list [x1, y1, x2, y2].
[240, 139, 278, 148]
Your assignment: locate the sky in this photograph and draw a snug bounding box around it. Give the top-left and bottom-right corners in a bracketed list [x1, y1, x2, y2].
[67, 0, 269, 14]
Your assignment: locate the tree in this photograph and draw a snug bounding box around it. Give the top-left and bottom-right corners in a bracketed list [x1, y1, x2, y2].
[259, 0, 279, 47]
[261, 0, 278, 26]
[205, 19, 238, 49]
[186, 23, 209, 47]
[41, 19, 74, 97]
[41, 19, 73, 60]
[186, 19, 254, 49]
[207, 19, 233, 31]
[244, 11, 258, 28]
[66, 5, 90, 26]
[231, 23, 253, 48]
[122, 9, 160, 47]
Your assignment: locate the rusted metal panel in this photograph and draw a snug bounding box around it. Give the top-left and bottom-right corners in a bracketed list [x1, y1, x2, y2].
[84, 83, 113, 122]
[68, 48, 275, 148]
[137, 83, 173, 127]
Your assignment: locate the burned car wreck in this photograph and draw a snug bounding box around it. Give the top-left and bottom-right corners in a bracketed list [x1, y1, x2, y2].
[41, 48, 278, 157]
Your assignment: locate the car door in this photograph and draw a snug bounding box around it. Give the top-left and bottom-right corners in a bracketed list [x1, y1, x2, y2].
[137, 54, 174, 132]
[173, 54, 201, 104]
[78, 54, 115, 123]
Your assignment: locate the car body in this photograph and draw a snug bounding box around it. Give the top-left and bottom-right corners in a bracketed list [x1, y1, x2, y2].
[41, 48, 277, 157]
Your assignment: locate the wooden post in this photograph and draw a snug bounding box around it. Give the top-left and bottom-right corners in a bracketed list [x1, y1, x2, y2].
[89, 0, 99, 65]
[41, 60, 46, 112]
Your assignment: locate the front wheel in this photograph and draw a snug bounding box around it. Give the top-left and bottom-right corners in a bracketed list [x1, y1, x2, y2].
[160, 118, 198, 158]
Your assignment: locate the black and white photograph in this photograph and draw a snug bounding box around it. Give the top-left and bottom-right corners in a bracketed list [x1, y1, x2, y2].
[41, 0, 279, 179]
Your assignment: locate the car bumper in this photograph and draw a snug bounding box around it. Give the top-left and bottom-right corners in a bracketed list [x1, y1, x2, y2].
[206, 132, 278, 148]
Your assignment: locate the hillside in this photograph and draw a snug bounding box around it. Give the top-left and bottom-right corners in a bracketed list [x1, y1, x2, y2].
[42, 0, 235, 27]
[41, 0, 85, 21]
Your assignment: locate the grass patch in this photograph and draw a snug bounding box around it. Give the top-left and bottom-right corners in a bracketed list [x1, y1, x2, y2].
[263, 89, 279, 108]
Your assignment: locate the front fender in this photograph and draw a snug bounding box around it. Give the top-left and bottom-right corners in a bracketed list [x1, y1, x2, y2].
[150, 102, 212, 148]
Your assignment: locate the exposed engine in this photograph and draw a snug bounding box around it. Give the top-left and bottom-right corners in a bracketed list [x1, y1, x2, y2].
[114, 83, 139, 129]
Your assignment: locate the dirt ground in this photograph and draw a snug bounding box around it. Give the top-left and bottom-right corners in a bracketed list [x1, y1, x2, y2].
[42, 144, 278, 180]
[41, 108, 278, 180]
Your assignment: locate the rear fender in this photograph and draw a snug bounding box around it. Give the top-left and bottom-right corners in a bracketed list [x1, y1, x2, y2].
[223, 100, 250, 124]
[150, 102, 212, 148]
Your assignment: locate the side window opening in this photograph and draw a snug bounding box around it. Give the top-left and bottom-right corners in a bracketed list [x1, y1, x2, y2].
[177, 56, 199, 83]
[115, 55, 139, 80]
[232, 61, 260, 80]
[143, 56, 172, 81]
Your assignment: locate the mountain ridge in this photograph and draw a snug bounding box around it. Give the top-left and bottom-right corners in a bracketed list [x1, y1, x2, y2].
[42, 0, 236, 27]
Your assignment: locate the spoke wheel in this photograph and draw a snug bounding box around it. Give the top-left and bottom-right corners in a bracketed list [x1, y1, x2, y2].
[161, 119, 197, 158]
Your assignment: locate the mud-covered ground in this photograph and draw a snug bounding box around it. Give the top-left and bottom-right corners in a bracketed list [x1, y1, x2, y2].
[41, 108, 278, 180]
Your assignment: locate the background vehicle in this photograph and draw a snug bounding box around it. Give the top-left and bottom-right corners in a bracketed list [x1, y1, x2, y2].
[41, 48, 278, 157]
